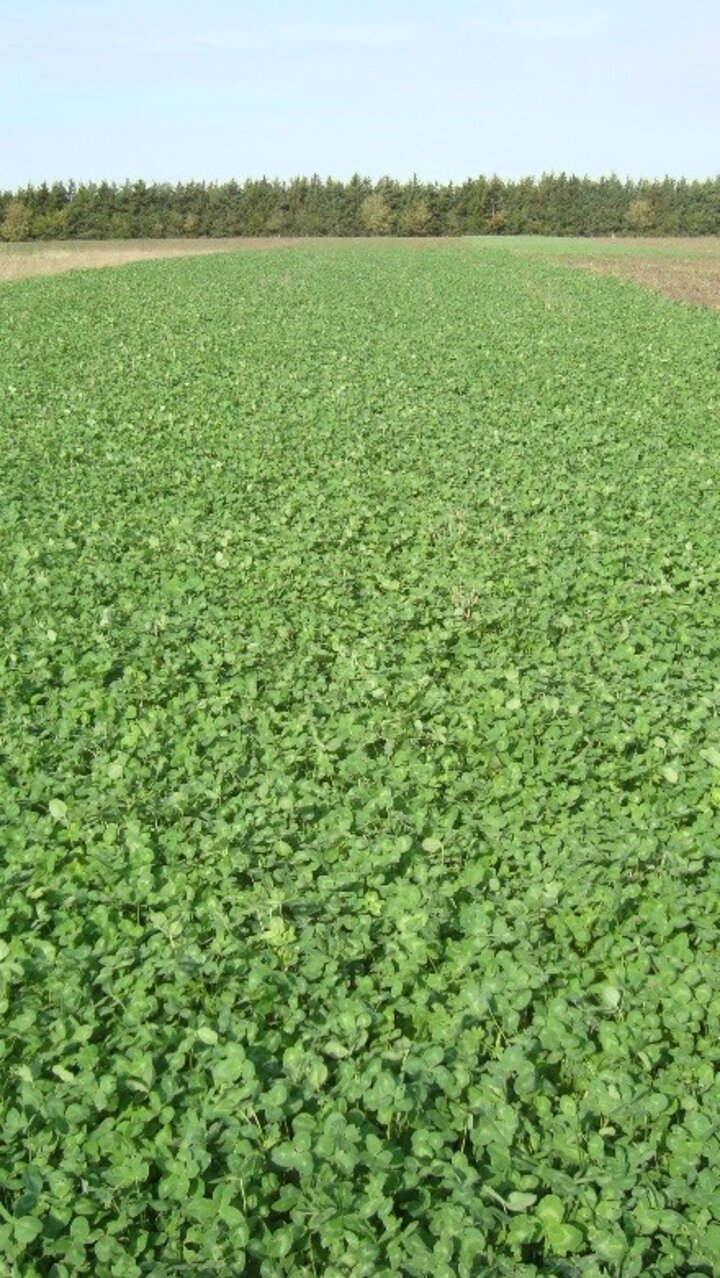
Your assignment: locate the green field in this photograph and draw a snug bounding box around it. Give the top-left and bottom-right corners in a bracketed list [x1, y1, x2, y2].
[2, 243, 720, 1276]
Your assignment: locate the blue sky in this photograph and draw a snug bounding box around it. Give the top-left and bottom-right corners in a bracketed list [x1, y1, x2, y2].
[1, 0, 718, 187]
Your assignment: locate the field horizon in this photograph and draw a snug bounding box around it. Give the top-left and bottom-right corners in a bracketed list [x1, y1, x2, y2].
[3, 234, 720, 307]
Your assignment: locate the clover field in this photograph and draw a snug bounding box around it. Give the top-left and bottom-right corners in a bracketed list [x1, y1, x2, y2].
[1, 242, 720, 1276]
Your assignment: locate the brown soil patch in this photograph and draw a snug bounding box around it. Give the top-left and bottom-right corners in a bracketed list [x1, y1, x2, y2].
[571, 255, 720, 308]
[561, 239, 720, 308]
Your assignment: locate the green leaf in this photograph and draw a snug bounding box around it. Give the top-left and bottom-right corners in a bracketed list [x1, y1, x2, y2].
[506, 1191, 538, 1212]
[535, 1194, 565, 1226]
[594, 1232, 629, 1264]
[598, 984, 622, 1011]
[422, 837, 443, 854]
[70, 1216, 90, 1243]
[14, 1217, 43, 1245]
[49, 798, 67, 821]
[271, 1143, 313, 1177]
[544, 1221, 584, 1254]
[212, 1044, 248, 1086]
[196, 1026, 219, 1045]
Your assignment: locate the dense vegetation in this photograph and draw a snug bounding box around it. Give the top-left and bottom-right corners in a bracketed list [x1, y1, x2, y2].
[2, 172, 720, 241]
[2, 243, 720, 1277]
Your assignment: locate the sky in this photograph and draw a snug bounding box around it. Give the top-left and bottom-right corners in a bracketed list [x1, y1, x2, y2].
[1, 0, 718, 188]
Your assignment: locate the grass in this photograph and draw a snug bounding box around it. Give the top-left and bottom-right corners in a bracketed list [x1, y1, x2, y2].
[480, 235, 720, 257]
[470, 236, 720, 307]
[1, 242, 720, 1276]
[0, 237, 306, 283]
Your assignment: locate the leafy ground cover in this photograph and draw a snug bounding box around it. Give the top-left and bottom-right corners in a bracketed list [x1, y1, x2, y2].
[1, 243, 720, 1276]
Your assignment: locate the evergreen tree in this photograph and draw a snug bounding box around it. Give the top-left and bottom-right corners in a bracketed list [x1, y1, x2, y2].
[2, 173, 718, 240]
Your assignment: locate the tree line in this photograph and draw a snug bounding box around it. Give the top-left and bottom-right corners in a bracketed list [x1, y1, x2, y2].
[1, 174, 719, 241]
